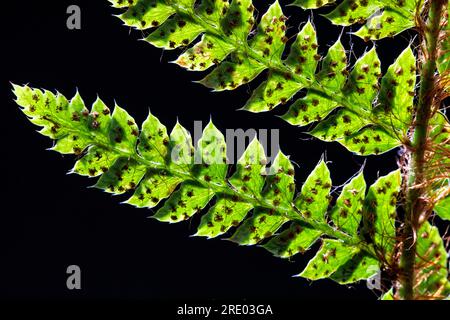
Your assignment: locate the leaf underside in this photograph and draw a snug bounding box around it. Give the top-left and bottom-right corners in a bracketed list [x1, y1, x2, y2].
[111, 0, 420, 156]
[13, 84, 420, 285]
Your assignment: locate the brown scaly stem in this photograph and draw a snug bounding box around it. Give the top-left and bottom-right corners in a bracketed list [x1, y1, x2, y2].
[399, 0, 446, 300]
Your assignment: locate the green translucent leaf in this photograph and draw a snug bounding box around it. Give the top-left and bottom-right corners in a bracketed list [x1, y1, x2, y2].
[435, 197, 450, 221]
[243, 72, 304, 112]
[197, 0, 230, 25]
[229, 138, 267, 196]
[291, 0, 336, 9]
[200, 53, 266, 91]
[263, 222, 322, 258]
[381, 288, 395, 300]
[169, 122, 194, 169]
[126, 171, 182, 208]
[331, 252, 379, 284]
[282, 39, 346, 125]
[354, 9, 415, 41]
[345, 48, 381, 111]
[376, 46, 416, 133]
[222, 0, 255, 40]
[363, 170, 400, 254]
[415, 222, 450, 299]
[324, 0, 384, 26]
[250, 1, 286, 60]
[244, 21, 318, 112]
[95, 157, 147, 194]
[282, 92, 339, 126]
[72, 146, 119, 177]
[138, 112, 169, 164]
[285, 21, 319, 79]
[299, 239, 359, 280]
[310, 108, 368, 142]
[15, 84, 388, 292]
[264, 152, 296, 206]
[146, 16, 205, 50]
[321, 0, 418, 41]
[175, 35, 235, 71]
[230, 208, 288, 245]
[153, 183, 214, 222]
[230, 151, 296, 245]
[294, 159, 332, 222]
[112, 0, 409, 156]
[194, 121, 228, 183]
[196, 196, 253, 238]
[339, 126, 401, 156]
[330, 171, 366, 235]
[109, 0, 137, 9]
[117, 0, 176, 30]
[109, 105, 140, 153]
[316, 39, 348, 90]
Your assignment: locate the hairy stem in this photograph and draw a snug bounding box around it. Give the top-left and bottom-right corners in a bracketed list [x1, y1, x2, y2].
[400, 0, 445, 300]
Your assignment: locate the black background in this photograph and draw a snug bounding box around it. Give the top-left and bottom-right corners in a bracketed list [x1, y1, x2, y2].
[1, 0, 414, 308]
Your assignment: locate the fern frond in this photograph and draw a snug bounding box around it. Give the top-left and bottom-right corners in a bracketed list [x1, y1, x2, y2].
[14, 84, 410, 284]
[111, 0, 418, 156]
[292, 0, 421, 41]
[409, 222, 450, 299]
[427, 112, 450, 221]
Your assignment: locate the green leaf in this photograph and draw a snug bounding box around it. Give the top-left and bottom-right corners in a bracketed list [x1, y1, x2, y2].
[138, 112, 169, 164]
[196, 196, 253, 238]
[330, 171, 366, 236]
[414, 222, 450, 299]
[145, 16, 205, 50]
[299, 239, 359, 280]
[169, 122, 194, 168]
[291, 0, 336, 9]
[294, 159, 332, 222]
[281, 39, 347, 126]
[435, 197, 450, 221]
[116, 0, 176, 30]
[229, 151, 296, 245]
[228, 138, 267, 196]
[381, 288, 395, 300]
[222, 0, 255, 40]
[199, 53, 266, 91]
[230, 208, 289, 245]
[331, 252, 379, 284]
[243, 21, 317, 112]
[95, 157, 147, 194]
[263, 222, 322, 258]
[126, 171, 182, 208]
[318, 0, 419, 41]
[324, 0, 385, 27]
[111, 1, 414, 156]
[376, 46, 416, 134]
[153, 182, 214, 222]
[194, 121, 228, 183]
[14, 84, 386, 288]
[354, 8, 415, 41]
[362, 170, 401, 255]
[250, 1, 286, 60]
[176, 35, 235, 71]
